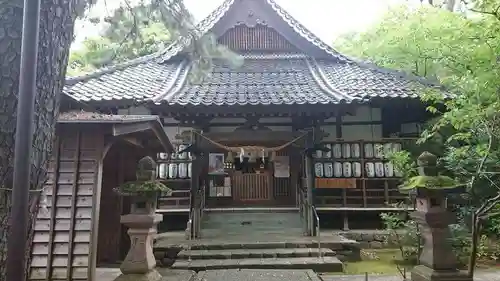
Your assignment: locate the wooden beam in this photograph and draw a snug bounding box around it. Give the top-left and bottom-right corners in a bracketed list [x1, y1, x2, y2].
[112, 121, 151, 136]
[149, 121, 174, 153]
[122, 136, 143, 148]
[45, 137, 61, 281]
[88, 134, 106, 281]
[202, 130, 304, 144]
[67, 130, 82, 280]
[151, 103, 349, 117]
[163, 120, 384, 127]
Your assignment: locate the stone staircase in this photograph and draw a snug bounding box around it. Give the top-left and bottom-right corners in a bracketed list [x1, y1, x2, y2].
[156, 209, 347, 273]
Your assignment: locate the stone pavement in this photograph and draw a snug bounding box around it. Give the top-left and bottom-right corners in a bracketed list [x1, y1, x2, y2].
[320, 271, 500, 281]
[199, 269, 322, 281]
[96, 268, 197, 281]
[97, 268, 500, 281]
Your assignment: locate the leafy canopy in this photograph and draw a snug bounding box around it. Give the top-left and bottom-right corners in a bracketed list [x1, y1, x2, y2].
[335, 4, 500, 203]
[68, 4, 171, 75]
[69, 1, 243, 78]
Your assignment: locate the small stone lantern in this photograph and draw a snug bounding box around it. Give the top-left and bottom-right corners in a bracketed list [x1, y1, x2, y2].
[130, 156, 159, 215]
[399, 152, 471, 281]
[113, 156, 171, 281]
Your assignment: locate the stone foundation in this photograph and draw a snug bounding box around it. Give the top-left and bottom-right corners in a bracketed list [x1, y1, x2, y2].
[154, 240, 361, 264]
[336, 230, 402, 249]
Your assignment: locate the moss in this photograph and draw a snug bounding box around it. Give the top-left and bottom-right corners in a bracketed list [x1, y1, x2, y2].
[399, 175, 463, 193]
[323, 249, 498, 275]
[114, 180, 172, 197]
[325, 249, 410, 275]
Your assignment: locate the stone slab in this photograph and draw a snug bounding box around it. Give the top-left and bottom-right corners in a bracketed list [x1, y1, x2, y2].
[411, 265, 473, 281]
[171, 256, 343, 272]
[320, 271, 500, 281]
[177, 248, 336, 259]
[96, 268, 196, 281]
[154, 231, 358, 250]
[198, 269, 322, 281]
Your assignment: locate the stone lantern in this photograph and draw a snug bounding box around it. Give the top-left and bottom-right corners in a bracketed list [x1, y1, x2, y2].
[130, 156, 159, 215]
[113, 156, 170, 281]
[399, 152, 471, 281]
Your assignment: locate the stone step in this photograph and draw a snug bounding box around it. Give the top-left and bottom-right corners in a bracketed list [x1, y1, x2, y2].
[201, 227, 304, 235]
[171, 256, 343, 272]
[177, 248, 336, 260]
[165, 241, 348, 251]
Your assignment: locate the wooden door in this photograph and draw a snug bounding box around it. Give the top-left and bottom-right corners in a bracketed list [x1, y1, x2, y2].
[232, 172, 272, 202]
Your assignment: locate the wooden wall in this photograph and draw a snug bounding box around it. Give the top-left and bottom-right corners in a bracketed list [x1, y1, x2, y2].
[96, 144, 138, 266]
[29, 126, 104, 281]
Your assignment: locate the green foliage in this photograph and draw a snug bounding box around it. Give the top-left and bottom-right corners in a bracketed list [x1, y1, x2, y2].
[399, 175, 463, 192]
[380, 210, 500, 268]
[386, 151, 417, 181]
[336, 4, 500, 235]
[114, 180, 172, 197]
[68, 4, 171, 75]
[380, 211, 422, 265]
[448, 224, 500, 266]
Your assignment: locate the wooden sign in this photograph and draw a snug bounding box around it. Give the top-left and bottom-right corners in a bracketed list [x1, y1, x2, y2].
[315, 178, 357, 189]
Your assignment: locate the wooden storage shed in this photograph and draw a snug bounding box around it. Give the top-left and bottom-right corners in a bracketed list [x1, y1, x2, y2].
[29, 112, 173, 281]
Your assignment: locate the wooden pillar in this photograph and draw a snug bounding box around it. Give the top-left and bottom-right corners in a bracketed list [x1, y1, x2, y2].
[190, 131, 200, 239]
[336, 114, 349, 231]
[305, 128, 315, 236]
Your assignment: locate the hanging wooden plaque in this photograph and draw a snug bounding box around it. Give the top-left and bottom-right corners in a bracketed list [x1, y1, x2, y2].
[315, 178, 357, 189]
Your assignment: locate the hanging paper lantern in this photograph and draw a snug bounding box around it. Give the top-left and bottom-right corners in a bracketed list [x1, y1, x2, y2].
[227, 152, 234, 163]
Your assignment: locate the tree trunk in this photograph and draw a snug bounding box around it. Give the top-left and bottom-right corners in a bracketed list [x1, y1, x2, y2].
[468, 215, 481, 278]
[0, 0, 82, 279]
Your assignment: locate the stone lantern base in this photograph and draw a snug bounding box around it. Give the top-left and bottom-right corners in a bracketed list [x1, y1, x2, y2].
[412, 265, 472, 281]
[113, 269, 162, 281]
[113, 213, 163, 281]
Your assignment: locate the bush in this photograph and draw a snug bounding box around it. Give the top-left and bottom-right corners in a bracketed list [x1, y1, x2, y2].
[380, 212, 422, 264]
[382, 211, 500, 269]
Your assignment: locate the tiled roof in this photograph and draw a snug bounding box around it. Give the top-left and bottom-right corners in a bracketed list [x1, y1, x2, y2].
[315, 60, 428, 99]
[156, 0, 349, 63]
[159, 57, 358, 106]
[58, 111, 160, 123]
[63, 0, 440, 106]
[65, 60, 187, 102]
[64, 53, 431, 105]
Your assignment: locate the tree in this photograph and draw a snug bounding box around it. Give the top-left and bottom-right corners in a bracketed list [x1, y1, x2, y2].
[0, 0, 209, 279]
[68, 4, 171, 75]
[0, 1, 86, 278]
[335, 4, 500, 276]
[68, 1, 241, 79]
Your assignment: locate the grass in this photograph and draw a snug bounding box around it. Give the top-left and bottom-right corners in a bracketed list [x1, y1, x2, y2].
[324, 248, 500, 276]
[323, 249, 412, 276]
[344, 249, 410, 275]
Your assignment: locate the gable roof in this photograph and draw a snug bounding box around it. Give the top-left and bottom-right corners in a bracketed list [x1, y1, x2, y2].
[64, 0, 439, 106]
